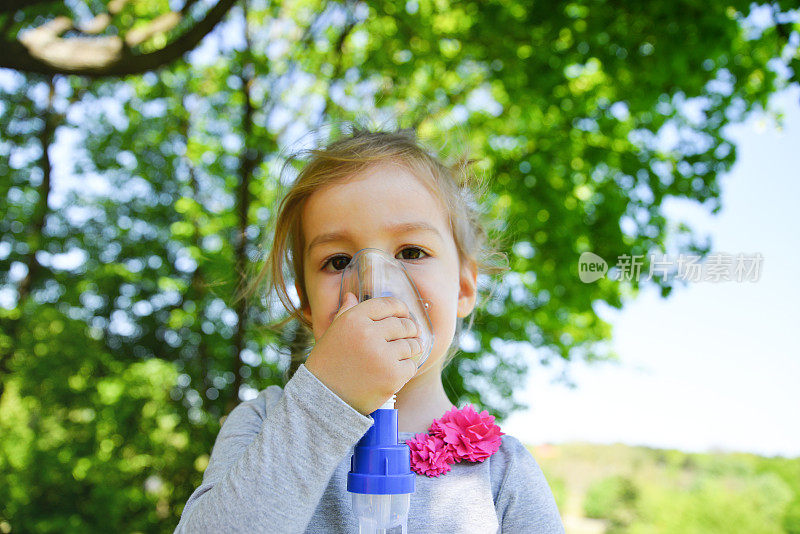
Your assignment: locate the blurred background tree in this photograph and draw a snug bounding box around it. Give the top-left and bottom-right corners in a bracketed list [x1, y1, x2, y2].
[1, 0, 798, 531]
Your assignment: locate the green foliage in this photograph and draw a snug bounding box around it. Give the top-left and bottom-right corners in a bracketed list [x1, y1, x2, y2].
[784, 497, 800, 534]
[0, 305, 207, 533]
[632, 472, 793, 534]
[583, 475, 638, 531]
[547, 475, 568, 513]
[537, 443, 800, 534]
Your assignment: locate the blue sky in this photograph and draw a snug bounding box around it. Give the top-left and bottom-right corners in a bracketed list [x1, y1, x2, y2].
[504, 85, 800, 458]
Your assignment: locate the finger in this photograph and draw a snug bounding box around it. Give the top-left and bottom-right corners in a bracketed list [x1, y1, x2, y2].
[365, 296, 410, 322]
[398, 356, 418, 385]
[333, 291, 359, 321]
[382, 316, 419, 341]
[389, 336, 422, 359]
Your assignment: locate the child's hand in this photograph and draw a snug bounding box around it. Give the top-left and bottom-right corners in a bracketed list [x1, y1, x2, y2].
[304, 291, 422, 415]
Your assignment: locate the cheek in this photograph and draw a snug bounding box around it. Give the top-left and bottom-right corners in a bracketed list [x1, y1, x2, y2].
[413, 278, 458, 360]
[308, 276, 342, 340]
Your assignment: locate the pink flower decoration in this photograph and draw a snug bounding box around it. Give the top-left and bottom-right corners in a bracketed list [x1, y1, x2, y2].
[429, 405, 504, 463]
[405, 432, 455, 477]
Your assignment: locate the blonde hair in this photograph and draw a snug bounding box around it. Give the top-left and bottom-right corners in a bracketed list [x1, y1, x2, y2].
[237, 126, 509, 380]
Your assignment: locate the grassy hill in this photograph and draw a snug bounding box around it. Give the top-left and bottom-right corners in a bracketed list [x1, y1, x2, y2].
[530, 442, 800, 534]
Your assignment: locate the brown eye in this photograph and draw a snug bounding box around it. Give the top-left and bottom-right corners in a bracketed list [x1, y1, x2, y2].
[322, 255, 351, 272]
[397, 247, 428, 261]
[322, 247, 427, 272]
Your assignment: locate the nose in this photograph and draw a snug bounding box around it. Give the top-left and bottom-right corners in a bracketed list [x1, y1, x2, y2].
[350, 249, 391, 302]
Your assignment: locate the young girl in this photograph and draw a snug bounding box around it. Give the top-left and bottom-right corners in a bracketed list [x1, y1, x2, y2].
[174, 128, 565, 533]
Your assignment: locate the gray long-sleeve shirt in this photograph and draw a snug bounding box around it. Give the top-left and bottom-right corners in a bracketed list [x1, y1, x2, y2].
[174, 363, 565, 533]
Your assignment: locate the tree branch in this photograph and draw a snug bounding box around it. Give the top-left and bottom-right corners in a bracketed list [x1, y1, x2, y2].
[17, 75, 56, 301]
[0, 0, 236, 77]
[228, 0, 255, 413]
[0, 0, 59, 15]
[1, 75, 57, 404]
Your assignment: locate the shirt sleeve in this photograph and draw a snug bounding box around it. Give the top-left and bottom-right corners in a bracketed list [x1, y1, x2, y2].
[174, 363, 375, 534]
[495, 439, 565, 533]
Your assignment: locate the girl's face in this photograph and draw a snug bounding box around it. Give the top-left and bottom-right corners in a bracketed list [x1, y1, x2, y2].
[296, 161, 477, 376]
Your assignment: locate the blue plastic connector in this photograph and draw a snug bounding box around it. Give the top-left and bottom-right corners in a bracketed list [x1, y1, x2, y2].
[347, 409, 415, 495]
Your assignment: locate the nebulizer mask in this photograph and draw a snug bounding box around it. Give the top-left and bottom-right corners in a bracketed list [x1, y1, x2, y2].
[341, 248, 435, 534]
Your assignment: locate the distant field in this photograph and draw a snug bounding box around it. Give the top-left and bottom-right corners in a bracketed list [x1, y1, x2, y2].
[530, 442, 800, 534]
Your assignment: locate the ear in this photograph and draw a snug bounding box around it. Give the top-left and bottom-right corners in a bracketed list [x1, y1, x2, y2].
[456, 258, 478, 318]
[295, 280, 312, 324]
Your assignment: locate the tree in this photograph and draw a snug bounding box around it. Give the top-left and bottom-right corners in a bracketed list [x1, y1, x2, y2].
[0, 0, 238, 76]
[1, 0, 798, 530]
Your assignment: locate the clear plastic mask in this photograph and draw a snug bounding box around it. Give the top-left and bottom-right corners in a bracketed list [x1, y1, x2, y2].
[337, 248, 434, 371]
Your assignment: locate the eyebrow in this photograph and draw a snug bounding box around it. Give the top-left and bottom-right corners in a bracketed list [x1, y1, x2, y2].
[306, 221, 443, 255]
